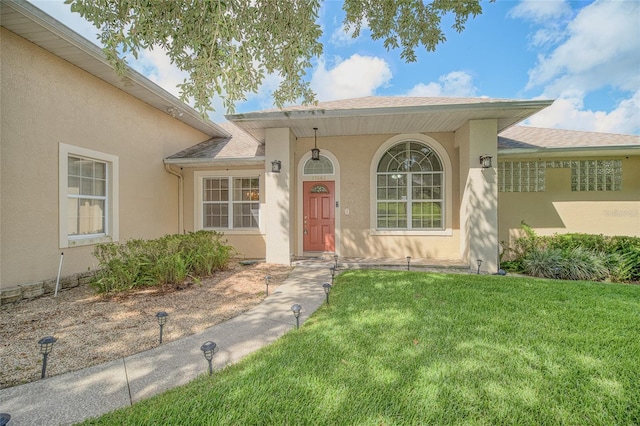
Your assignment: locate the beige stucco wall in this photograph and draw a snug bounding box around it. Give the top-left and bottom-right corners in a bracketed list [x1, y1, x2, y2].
[0, 28, 210, 289]
[181, 166, 267, 259]
[498, 155, 640, 246]
[291, 132, 462, 260]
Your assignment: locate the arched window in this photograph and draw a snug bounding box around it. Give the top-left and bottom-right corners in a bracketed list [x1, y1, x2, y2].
[376, 141, 444, 230]
[303, 155, 334, 175]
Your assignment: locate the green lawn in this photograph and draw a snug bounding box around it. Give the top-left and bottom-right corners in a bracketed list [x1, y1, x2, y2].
[82, 271, 640, 425]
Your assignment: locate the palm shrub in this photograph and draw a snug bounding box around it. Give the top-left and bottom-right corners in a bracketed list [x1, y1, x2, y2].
[91, 231, 235, 293]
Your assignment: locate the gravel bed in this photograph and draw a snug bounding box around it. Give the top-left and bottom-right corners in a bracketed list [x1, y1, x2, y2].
[0, 262, 291, 389]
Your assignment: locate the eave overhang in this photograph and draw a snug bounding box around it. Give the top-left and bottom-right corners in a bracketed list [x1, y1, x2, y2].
[226, 100, 554, 142]
[498, 145, 640, 158]
[1, 0, 228, 138]
[163, 157, 266, 168]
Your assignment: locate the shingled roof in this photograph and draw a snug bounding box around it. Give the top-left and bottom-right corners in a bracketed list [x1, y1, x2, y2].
[257, 96, 517, 113]
[165, 121, 264, 166]
[499, 126, 640, 150]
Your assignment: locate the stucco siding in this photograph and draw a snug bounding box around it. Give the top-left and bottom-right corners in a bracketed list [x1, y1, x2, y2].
[0, 28, 209, 289]
[498, 155, 640, 245]
[293, 132, 462, 260]
[182, 166, 267, 259]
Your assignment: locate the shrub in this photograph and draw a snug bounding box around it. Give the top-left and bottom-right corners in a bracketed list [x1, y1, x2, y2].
[522, 248, 563, 279]
[502, 222, 640, 283]
[91, 231, 236, 294]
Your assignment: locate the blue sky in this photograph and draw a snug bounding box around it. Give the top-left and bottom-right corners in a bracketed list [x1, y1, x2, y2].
[30, 0, 640, 134]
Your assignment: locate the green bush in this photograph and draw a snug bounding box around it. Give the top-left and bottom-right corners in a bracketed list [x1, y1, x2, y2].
[502, 222, 640, 283]
[91, 231, 235, 293]
[521, 247, 563, 279]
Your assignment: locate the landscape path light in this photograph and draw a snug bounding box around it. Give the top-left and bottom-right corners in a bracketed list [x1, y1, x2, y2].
[200, 341, 217, 375]
[0, 413, 10, 426]
[291, 304, 302, 329]
[477, 259, 483, 275]
[38, 336, 57, 379]
[406, 256, 411, 271]
[322, 282, 332, 305]
[330, 266, 336, 284]
[333, 254, 339, 270]
[156, 311, 168, 344]
[264, 275, 271, 296]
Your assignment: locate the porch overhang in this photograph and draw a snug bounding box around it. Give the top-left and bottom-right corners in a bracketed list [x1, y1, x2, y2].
[163, 157, 265, 168]
[226, 99, 554, 142]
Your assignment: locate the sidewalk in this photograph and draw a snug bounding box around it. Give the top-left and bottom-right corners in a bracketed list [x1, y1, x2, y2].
[0, 265, 332, 426]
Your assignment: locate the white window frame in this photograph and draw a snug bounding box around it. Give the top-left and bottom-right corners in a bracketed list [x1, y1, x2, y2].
[370, 134, 453, 236]
[59, 143, 119, 248]
[194, 170, 265, 234]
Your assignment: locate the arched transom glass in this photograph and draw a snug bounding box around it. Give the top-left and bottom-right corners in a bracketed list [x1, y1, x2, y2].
[303, 155, 334, 175]
[376, 141, 444, 230]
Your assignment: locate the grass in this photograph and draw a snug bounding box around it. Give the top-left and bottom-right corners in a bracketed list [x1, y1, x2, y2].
[81, 271, 640, 425]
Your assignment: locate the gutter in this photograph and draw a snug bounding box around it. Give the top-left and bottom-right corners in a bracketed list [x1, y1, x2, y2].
[164, 156, 266, 168]
[164, 164, 184, 234]
[226, 100, 555, 122]
[498, 145, 640, 158]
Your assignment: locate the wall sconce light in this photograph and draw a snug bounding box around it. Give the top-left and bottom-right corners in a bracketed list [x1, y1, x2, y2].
[271, 160, 282, 173]
[311, 127, 320, 161]
[480, 155, 493, 168]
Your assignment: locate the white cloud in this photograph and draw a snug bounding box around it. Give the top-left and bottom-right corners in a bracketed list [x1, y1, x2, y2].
[526, 1, 640, 92]
[508, 0, 571, 23]
[517, 0, 640, 134]
[406, 71, 478, 97]
[329, 18, 369, 46]
[527, 90, 640, 134]
[330, 23, 358, 46]
[310, 54, 392, 100]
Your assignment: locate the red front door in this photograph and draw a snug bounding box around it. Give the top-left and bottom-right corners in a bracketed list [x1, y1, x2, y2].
[303, 181, 335, 252]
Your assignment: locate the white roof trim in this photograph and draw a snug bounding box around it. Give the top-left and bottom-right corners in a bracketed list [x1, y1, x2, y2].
[227, 100, 554, 122]
[499, 145, 640, 157]
[163, 157, 266, 168]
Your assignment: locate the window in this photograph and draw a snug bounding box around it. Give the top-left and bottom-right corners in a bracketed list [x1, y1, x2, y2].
[498, 159, 622, 192]
[376, 141, 444, 230]
[202, 177, 260, 229]
[498, 161, 546, 192]
[303, 155, 334, 175]
[59, 143, 118, 248]
[67, 156, 107, 236]
[570, 160, 621, 191]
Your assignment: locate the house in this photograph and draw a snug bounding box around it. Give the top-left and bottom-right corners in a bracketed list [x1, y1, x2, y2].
[0, 0, 229, 299]
[168, 99, 638, 271]
[2, 1, 639, 303]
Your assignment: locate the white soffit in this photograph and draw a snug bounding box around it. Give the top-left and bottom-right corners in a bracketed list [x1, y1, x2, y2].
[226, 100, 554, 142]
[1, 0, 228, 138]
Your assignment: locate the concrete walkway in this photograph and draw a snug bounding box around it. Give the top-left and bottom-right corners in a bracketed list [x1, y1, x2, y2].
[0, 265, 332, 426]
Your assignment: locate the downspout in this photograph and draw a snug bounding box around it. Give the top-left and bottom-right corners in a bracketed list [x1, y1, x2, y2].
[164, 164, 184, 234]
